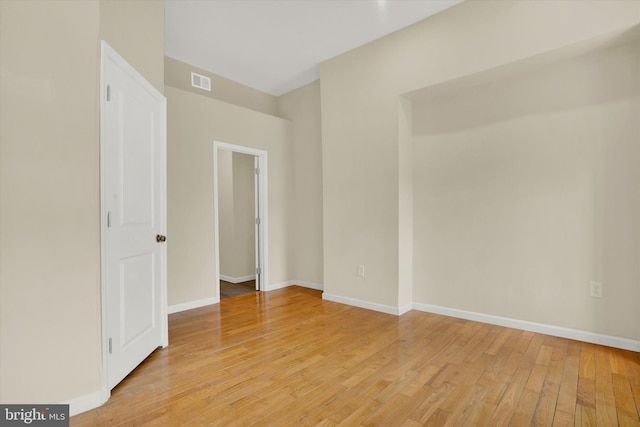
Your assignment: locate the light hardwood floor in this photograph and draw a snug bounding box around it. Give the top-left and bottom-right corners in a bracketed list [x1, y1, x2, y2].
[72, 286, 640, 426]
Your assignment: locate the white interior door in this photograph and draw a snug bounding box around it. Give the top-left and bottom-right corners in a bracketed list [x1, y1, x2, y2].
[101, 41, 168, 391]
[254, 156, 262, 291]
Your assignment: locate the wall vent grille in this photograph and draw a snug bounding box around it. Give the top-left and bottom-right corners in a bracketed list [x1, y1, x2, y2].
[191, 72, 211, 91]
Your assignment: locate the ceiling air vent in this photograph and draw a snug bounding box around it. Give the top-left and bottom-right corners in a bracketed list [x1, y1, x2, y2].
[191, 72, 211, 91]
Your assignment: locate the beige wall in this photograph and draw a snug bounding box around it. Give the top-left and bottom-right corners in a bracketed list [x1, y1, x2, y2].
[218, 151, 256, 279]
[277, 81, 324, 285]
[320, 0, 640, 332]
[411, 40, 640, 340]
[0, 0, 101, 404]
[166, 85, 291, 305]
[0, 0, 164, 406]
[165, 56, 277, 116]
[99, 0, 164, 93]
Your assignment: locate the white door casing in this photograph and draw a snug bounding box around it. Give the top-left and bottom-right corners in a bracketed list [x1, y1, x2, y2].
[100, 41, 168, 394]
[254, 156, 261, 291]
[213, 141, 268, 297]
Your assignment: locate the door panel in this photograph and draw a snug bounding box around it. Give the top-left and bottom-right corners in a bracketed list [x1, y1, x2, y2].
[120, 253, 155, 346]
[121, 93, 154, 225]
[102, 42, 167, 391]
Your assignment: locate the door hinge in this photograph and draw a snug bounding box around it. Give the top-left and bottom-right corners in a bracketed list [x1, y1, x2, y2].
[255, 167, 260, 175]
[108, 338, 113, 354]
[106, 84, 111, 102]
[256, 267, 261, 275]
[107, 211, 111, 228]
[255, 217, 261, 225]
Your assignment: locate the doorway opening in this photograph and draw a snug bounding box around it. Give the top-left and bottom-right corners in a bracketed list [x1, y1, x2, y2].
[213, 141, 268, 301]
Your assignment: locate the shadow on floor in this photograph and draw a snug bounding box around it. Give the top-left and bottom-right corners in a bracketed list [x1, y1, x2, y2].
[220, 280, 256, 300]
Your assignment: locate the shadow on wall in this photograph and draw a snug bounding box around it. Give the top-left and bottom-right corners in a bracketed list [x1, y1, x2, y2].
[411, 34, 640, 136]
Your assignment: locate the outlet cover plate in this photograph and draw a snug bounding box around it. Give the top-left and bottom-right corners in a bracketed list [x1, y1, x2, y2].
[590, 281, 602, 298]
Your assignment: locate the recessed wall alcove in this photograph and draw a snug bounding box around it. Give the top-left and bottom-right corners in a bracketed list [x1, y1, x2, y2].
[405, 26, 640, 341]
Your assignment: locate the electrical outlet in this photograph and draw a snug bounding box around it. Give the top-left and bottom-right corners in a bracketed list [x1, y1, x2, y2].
[357, 265, 365, 278]
[590, 281, 602, 298]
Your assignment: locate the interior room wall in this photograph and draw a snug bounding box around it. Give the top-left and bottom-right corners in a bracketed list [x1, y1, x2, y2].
[166, 85, 291, 306]
[319, 0, 640, 316]
[412, 41, 640, 341]
[0, 0, 101, 405]
[277, 81, 324, 286]
[218, 151, 256, 280]
[99, 0, 164, 93]
[0, 0, 164, 407]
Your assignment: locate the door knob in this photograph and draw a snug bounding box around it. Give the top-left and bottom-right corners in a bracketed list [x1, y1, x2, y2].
[156, 234, 166, 242]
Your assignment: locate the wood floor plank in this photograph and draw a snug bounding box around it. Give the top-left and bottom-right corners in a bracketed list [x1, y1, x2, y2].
[577, 343, 597, 409]
[312, 379, 386, 423]
[532, 381, 559, 427]
[423, 407, 450, 426]
[400, 364, 441, 397]
[536, 344, 554, 366]
[618, 412, 640, 427]
[579, 343, 597, 381]
[595, 344, 615, 394]
[464, 400, 494, 426]
[550, 409, 574, 427]
[408, 382, 455, 424]
[575, 404, 597, 426]
[596, 388, 619, 426]
[481, 378, 508, 406]
[526, 363, 549, 393]
[69, 287, 640, 426]
[442, 384, 487, 426]
[362, 392, 421, 426]
[485, 327, 514, 356]
[556, 355, 580, 414]
[547, 343, 568, 385]
[510, 388, 541, 426]
[613, 372, 639, 418]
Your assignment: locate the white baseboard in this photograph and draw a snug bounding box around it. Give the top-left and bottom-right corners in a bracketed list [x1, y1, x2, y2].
[322, 293, 401, 316]
[265, 280, 324, 292]
[219, 274, 256, 284]
[316, 294, 639, 351]
[168, 297, 218, 314]
[413, 302, 640, 352]
[291, 280, 324, 291]
[398, 303, 413, 315]
[266, 280, 292, 291]
[64, 389, 105, 416]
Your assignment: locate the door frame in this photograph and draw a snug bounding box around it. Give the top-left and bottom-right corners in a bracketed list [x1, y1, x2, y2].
[99, 41, 168, 403]
[213, 141, 268, 298]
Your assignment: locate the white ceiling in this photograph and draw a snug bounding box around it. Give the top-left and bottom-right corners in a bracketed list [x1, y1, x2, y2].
[165, 0, 463, 96]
